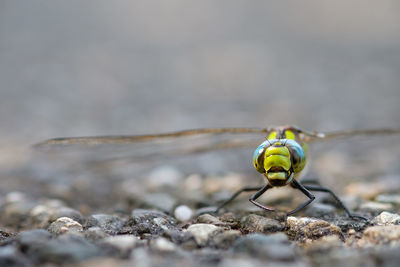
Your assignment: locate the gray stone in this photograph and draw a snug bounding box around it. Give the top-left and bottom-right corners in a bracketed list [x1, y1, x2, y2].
[84, 227, 109, 241]
[212, 230, 241, 249]
[0, 246, 31, 267]
[18, 229, 52, 246]
[129, 209, 179, 237]
[16, 231, 100, 265]
[38, 234, 101, 264]
[196, 213, 227, 226]
[231, 233, 295, 261]
[306, 243, 374, 267]
[16, 230, 52, 264]
[86, 214, 125, 234]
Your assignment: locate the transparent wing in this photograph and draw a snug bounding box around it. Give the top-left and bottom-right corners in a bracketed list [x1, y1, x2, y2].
[34, 127, 271, 146]
[33, 128, 271, 174]
[305, 128, 400, 143]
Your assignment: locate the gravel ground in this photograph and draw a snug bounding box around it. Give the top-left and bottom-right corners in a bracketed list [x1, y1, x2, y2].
[2, 161, 400, 267]
[1, 1, 400, 266]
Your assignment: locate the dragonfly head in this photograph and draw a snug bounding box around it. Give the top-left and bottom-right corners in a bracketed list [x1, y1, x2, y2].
[253, 139, 306, 186]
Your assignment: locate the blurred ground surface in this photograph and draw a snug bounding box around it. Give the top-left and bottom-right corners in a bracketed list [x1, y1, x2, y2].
[0, 1, 400, 266]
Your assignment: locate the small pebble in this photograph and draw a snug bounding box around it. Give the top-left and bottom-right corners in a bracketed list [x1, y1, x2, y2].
[196, 213, 226, 226]
[361, 225, 400, 245]
[50, 207, 84, 224]
[30, 203, 83, 228]
[372, 211, 400, 225]
[174, 205, 193, 222]
[47, 217, 83, 236]
[241, 214, 282, 233]
[186, 224, 221, 246]
[286, 217, 344, 242]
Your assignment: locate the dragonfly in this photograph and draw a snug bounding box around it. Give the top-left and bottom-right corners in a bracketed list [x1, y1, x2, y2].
[35, 126, 400, 220]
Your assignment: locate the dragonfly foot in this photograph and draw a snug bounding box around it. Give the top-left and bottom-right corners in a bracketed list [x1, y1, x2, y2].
[349, 214, 369, 221]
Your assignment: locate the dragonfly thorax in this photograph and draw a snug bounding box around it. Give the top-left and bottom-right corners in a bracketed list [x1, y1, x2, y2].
[253, 139, 306, 187]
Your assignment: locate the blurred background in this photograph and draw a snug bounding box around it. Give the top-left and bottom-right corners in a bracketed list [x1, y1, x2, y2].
[0, 1, 399, 212]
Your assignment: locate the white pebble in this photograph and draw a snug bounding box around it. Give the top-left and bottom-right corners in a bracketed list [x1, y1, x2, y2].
[372, 211, 400, 225]
[174, 205, 193, 222]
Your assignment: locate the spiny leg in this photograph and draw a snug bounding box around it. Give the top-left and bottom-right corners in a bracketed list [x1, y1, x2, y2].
[249, 184, 274, 211]
[303, 184, 368, 220]
[215, 186, 261, 213]
[287, 179, 315, 216]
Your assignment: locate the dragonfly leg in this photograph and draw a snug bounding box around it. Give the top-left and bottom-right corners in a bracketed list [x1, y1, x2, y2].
[249, 184, 275, 212]
[303, 184, 368, 221]
[299, 178, 321, 185]
[287, 179, 315, 216]
[215, 186, 262, 213]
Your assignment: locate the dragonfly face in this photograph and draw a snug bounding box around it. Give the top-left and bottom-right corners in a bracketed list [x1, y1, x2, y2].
[253, 130, 307, 187]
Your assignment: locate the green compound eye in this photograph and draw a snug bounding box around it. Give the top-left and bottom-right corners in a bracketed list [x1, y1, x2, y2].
[284, 139, 306, 173]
